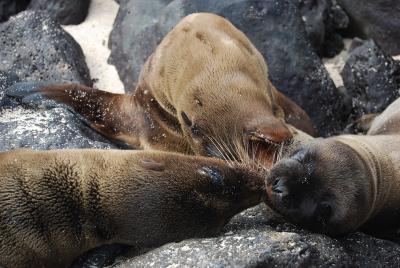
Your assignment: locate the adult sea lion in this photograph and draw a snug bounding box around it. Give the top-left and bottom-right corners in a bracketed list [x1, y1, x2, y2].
[0, 149, 266, 268]
[7, 13, 314, 167]
[265, 97, 400, 235]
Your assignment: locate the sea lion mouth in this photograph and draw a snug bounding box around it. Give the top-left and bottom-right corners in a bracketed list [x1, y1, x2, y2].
[248, 133, 291, 168]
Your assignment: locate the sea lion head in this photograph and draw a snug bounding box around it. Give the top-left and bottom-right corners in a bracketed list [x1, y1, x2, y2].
[177, 83, 294, 168]
[113, 152, 267, 245]
[265, 138, 373, 235]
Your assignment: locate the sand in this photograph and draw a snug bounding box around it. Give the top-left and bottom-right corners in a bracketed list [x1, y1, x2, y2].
[322, 39, 352, 87]
[62, 0, 124, 94]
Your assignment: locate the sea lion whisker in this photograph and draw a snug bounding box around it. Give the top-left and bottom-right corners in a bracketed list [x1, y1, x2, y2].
[207, 135, 232, 163]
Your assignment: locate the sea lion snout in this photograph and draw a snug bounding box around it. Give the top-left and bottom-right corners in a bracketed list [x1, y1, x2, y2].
[246, 116, 294, 144]
[265, 156, 306, 204]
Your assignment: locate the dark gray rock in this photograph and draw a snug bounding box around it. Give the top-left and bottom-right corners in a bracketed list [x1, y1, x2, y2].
[0, 11, 92, 86]
[298, 0, 349, 58]
[337, 0, 400, 55]
[341, 39, 400, 119]
[113, 205, 400, 267]
[0, 0, 30, 22]
[109, 0, 351, 136]
[27, 0, 90, 25]
[108, 0, 174, 92]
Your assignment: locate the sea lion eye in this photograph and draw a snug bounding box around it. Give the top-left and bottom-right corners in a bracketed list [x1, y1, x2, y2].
[181, 111, 192, 127]
[181, 111, 202, 136]
[314, 202, 332, 223]
[272, 105, 279, 116]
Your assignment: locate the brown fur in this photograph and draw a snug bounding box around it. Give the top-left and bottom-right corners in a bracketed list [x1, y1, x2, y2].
[35, 13, 314, 165]
[265, 98, 400, 235]
[0, 149, 265, 268]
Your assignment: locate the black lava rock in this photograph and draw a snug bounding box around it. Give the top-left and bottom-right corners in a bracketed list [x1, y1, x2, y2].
[27, 0, 90, 25]
[341, 39, 400, 119]
[109, 0, 350, 136]
[337, 0, 400, 55]
[113, 204, 400, 267]
[0, 0, 30, 22]
[0, 11, 92, 85]
[298, 0, 349, 58]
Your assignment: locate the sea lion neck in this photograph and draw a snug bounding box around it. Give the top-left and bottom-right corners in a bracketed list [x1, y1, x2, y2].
[336, 135, 394, 224]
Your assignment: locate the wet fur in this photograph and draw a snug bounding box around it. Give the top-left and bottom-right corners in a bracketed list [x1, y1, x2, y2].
[0, 149, 265, 268]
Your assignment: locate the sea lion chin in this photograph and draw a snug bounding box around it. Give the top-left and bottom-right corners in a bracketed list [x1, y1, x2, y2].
[6, 13, 315, 167]
[0, 149, 266, 268]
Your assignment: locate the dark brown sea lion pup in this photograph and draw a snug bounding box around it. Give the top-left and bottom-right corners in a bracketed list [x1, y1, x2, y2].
[0, 149, 265, 268]
[265, 97, 400, 235]
[7, 13, 314, 167]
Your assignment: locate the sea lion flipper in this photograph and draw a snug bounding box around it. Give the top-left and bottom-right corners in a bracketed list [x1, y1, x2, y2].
[5, 81, 60, 108]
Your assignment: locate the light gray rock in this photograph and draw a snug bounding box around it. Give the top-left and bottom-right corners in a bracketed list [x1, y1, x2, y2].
[113, 205, 400, 267]
[0, 81, 118, 151]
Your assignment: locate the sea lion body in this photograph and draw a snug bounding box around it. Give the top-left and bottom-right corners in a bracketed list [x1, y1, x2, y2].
[0, 149, 265, 268]
[8, 13, 314, 166]
[265, 98, 400, 235]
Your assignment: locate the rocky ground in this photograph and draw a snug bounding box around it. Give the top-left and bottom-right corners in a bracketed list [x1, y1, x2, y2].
[0, 0, 400, 267]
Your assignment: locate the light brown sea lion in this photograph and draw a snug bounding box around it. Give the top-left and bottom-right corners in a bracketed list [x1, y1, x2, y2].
[0, 149, 266, 268]
[9, 13, 314, 167]
[265, 98, 400, 235]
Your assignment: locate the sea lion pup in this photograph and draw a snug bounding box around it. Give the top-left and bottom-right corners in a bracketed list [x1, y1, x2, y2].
[7, 13, 314, 167]
[264, 98, 400, 235]
[0, 149, 265, 268]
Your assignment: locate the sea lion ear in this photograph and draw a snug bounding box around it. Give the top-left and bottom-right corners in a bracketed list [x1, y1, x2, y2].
[6, 83, 141, 148]
[272, 87, 316, 137]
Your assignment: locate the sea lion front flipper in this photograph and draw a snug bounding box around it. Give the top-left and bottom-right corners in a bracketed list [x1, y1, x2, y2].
[5, 81, 60, 108]
[7, 83, 142, 148]
[273, 88, 316, 137]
